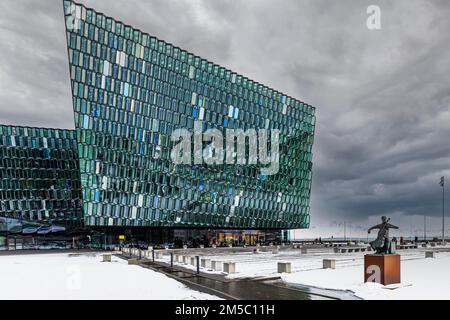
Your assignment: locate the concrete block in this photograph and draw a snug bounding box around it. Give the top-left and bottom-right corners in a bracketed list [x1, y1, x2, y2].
[211, 260, 222, 271]
[323, 259, 336, 269]
[177, 255, 184, 263]
[223, 262, 236, 274]
[102, 254, 112, 262]
[201, 258, 211, 269]
[425, 251, 436, 258]
[183, 256, 190, 264]
[301, 248, 308, 254]
[190, 257, 196, 266]
[128, 259, 140, 265]
[277, 262, 292, 273]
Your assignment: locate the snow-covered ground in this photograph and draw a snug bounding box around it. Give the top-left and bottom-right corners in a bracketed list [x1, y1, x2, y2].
[281, 251, 450, 300]
[0, 252, 219, 300]
[159, 247, 450, 300]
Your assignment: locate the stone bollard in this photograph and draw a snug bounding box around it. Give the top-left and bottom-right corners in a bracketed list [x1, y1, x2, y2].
[425, 251, 436, 258]
[183, 245, 188, 249]
[223, 262, 236, 274]
[102, 254, 112, 262]
[200, 245, 205, 249]
[323, 259, 336, 269]
[277, 262, 292, 273]
[201, 258, 211, 269]
[212, 244, 217, 248]
[301, 248, 308, 254]
[211, 260, 222, 271]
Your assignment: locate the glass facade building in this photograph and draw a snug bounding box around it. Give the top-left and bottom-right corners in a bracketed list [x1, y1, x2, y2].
[0, 125, 83, 228]
[63, 0, 315, 230]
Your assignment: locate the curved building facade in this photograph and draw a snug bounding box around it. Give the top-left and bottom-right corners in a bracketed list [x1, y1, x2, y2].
[63, 0, 316, 230]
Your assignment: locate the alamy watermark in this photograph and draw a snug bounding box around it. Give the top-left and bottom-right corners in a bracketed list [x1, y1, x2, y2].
[366, 5, 381, 30]
[171, 121, 280, 175]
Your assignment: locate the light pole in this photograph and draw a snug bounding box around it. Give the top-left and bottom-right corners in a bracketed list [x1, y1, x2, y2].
[440, 176, 445, 244]
[5, 217, 8, 251]
[344, 221, 346, 242]
[424, 214, 426, 241]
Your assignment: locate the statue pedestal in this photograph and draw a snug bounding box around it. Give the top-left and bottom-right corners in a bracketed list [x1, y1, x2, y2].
[364, 254, 401, 285]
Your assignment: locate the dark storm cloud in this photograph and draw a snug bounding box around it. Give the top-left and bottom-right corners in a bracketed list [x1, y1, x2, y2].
[0, 0, 449, 235]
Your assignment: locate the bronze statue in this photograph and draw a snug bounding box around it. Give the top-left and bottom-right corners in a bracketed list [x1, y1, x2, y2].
[368, 216, 399, 254]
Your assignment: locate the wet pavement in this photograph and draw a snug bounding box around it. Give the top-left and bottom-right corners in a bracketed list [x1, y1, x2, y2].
[124, 256, 345, 300]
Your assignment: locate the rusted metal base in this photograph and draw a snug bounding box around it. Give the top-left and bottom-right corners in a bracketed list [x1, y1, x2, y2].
[364, 254, 401, 285]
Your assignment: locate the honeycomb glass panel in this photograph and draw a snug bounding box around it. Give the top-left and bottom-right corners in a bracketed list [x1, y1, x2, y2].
[63, 0, 315, 228]
[0, 125, 83, 227]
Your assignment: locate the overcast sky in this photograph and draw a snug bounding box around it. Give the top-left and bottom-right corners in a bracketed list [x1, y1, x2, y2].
[1, 0, 449, 238]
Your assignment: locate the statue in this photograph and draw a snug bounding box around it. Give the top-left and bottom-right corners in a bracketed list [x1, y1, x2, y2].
[368, 216, 399, 254]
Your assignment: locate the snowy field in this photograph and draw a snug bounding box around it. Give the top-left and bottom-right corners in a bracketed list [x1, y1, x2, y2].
[0, 252, 219, 300]
[158, 247, 450, 300]
[281, 250, 450, 300]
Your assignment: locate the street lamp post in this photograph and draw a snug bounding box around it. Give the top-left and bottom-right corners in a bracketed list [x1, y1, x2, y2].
[424, 214, 426, 241]
[440, 176, 445, 244]
[344, 221, 346, 242]
[5, 217, 8, 251]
